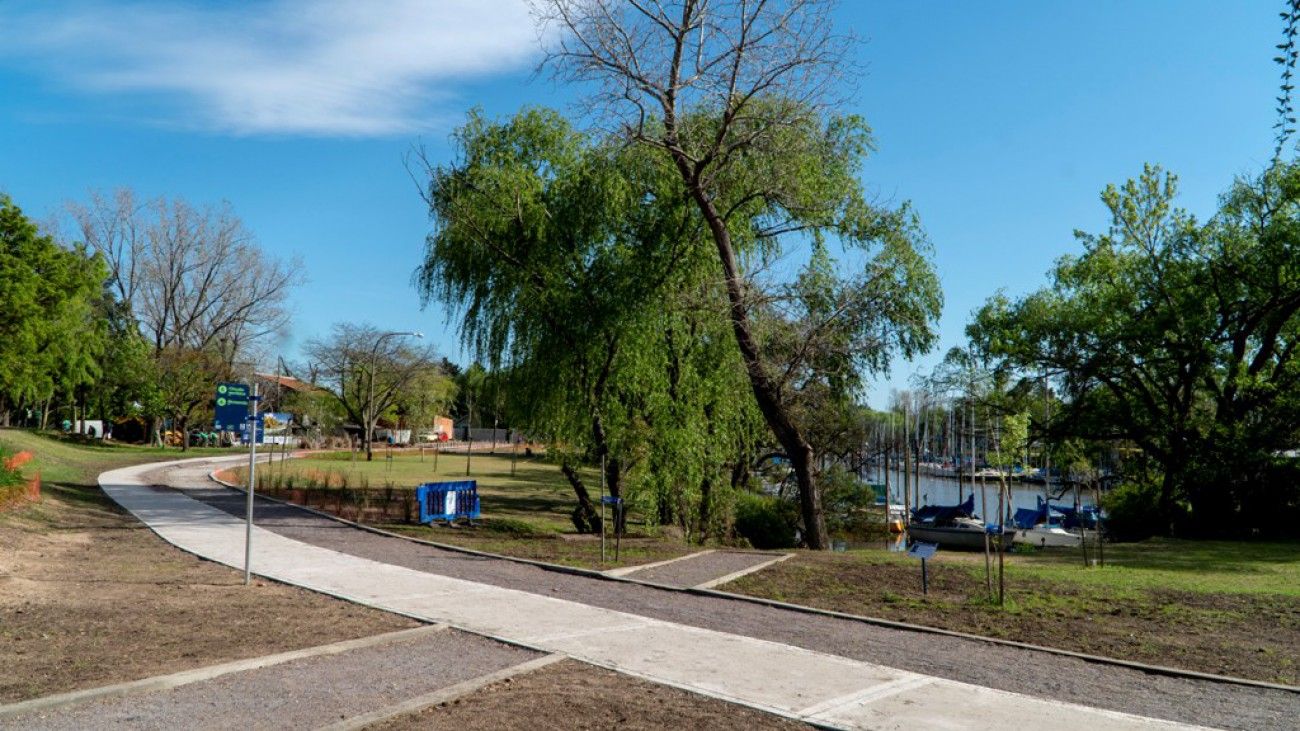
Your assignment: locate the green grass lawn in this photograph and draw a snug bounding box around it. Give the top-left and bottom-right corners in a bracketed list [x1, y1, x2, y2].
[1009, 537, 1300, 597]
[0, 428, 236, 486]
[237, 448, 591, 532]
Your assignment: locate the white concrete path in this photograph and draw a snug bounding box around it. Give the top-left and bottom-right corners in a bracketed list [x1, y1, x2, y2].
[102, 458, 1207, 730]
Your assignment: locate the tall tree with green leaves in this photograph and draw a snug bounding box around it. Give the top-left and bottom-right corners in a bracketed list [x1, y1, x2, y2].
[534, 1, 941, 547]
[415, 108, 742, 532]
[971, 164, 1300, 536]
[0, 195, 108, 427]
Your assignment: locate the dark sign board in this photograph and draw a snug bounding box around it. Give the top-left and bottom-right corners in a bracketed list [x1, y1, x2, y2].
[214, 382, 251, 430]
[239, 417, 264, 444]
[907, 541, 938, 560]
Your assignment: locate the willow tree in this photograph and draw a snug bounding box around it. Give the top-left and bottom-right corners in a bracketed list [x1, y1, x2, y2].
[414, 108, 750, 532]
[534, 0, 940, 547]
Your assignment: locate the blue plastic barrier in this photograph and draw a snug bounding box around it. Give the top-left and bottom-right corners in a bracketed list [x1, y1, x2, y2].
[416, 480, 480, 524]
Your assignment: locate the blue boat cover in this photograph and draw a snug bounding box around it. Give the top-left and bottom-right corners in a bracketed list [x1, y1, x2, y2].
[911, 493, 975, 524]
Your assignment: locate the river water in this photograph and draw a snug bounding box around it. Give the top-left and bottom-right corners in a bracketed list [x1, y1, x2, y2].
[865, 469, 1099, 516]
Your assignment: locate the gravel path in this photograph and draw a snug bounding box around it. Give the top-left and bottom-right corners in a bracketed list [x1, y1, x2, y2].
[1, 629, 538, 731]
[622, 550, 788, 587]
[160, 463, 1299, 731]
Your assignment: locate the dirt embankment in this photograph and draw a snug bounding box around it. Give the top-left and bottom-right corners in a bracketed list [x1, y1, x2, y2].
[0, 482, 416, 702]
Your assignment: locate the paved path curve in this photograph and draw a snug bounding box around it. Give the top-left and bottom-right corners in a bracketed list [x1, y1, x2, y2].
[102, 456, 1287, 730]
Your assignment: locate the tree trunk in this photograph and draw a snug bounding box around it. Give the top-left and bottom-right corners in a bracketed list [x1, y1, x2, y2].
[561, 461, 602, 533]
[679, 174, 828, 549]
[697, 475, 712, 545]
[1158, 462, 1181, 535]
[604, 455, 627, 535]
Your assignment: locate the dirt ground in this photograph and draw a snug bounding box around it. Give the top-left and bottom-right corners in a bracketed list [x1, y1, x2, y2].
[374, 660, 810, 731]
[0, 482, 416, 703]
[725, 551, 1300, 685]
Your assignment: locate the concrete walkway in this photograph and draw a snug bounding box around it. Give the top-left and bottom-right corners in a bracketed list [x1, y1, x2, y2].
[100, 457, 1203, 730]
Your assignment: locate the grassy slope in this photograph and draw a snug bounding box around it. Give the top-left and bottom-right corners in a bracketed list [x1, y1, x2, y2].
[0, 428, 235, 486]
[256, 450, 587, 531]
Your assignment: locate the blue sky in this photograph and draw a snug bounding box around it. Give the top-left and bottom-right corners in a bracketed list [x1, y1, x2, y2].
[0, 1, 1280, 407]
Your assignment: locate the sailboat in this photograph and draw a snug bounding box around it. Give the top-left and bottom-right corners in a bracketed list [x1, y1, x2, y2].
[907, 494, 1016, 549]
[1011, 497, 1081, 548]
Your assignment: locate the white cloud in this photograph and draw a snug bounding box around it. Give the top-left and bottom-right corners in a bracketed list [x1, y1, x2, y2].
[0, 0, 539, 136]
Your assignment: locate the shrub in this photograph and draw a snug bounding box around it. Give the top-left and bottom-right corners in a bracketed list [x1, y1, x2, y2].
[821, 465, 878, 538]
[734, 492, 797, 549]
[1103, 480, 1164, 541]
[0, 451, 22, 489]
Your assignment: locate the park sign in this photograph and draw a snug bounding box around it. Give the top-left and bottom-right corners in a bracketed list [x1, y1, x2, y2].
[214, 382, 251, 430]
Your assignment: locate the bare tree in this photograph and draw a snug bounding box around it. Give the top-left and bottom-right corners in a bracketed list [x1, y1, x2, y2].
[66, 189, 301, 446]
[533, 0, 854, 548]
[302, 324, 437, 461]
[69, 190, 298, 359]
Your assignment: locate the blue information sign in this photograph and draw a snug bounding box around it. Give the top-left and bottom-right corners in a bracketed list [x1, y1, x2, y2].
[907, 541, 939, 560]
[214, 382, 251, 430]
[239, 416, 264, 444]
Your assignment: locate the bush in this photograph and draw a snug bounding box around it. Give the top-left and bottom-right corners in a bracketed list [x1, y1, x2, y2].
[734, 492, 797, 549]
[0, 454, 21, 488]
[821, 465, 878, 538]
[1103, 480, 1163, 541]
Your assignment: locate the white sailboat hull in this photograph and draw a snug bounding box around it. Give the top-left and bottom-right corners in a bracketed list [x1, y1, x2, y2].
[1014, 526, 1082, 548]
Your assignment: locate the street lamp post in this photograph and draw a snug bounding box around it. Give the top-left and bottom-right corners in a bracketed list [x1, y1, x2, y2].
[365, 330, 422, 461]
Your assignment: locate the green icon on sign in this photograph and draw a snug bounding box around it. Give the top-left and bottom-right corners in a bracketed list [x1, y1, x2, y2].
[218, 384, 227, 394]
[217, 397, 227, 407]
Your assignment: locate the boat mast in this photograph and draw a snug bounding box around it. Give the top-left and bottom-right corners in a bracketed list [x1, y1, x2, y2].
[915, 396, 924, 510]
[902, 404, 910, 520]
[1043, 374, 1051, 505]
[884, 411, 891, 500]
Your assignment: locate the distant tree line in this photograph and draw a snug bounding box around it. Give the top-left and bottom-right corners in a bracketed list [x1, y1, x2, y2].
[0, 188, 300, 448]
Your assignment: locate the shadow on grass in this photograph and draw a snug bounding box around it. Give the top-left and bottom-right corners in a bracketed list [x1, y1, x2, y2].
[42, 482, 125, 512]
[480, 493, 572, 516]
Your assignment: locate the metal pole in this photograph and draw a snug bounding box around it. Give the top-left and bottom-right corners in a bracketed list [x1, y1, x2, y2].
[366, 350, 375, 462]
[244, 381, 259, 586]
[600, 453, 607, 563]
